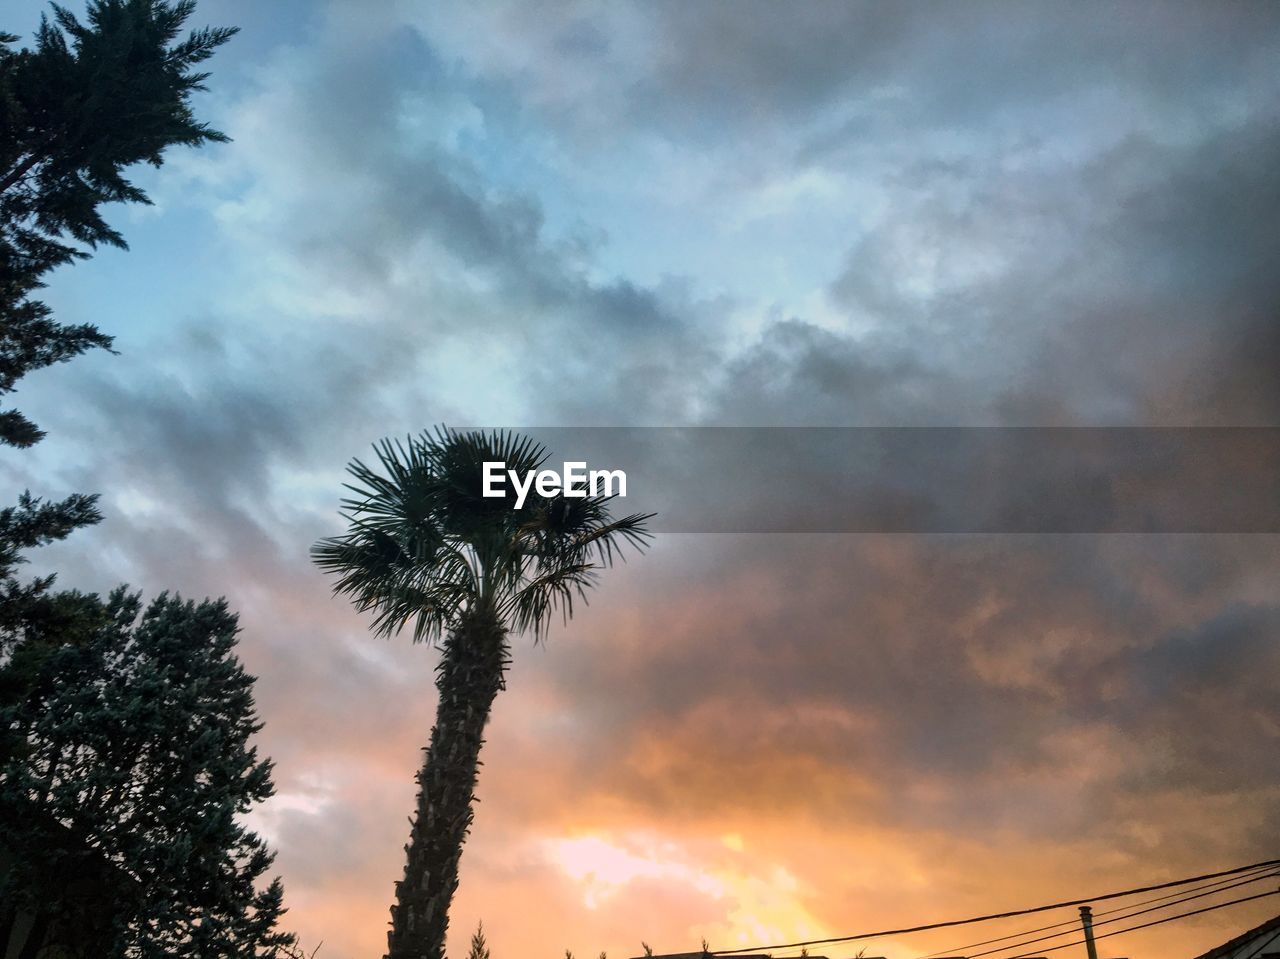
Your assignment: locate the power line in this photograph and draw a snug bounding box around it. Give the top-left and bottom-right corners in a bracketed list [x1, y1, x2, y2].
[919, 915, 1080, 959]
[1096, 863, 1280, 918]
[709, 857, 1280, 955]
[922, 864, 1280, 959]
[993, 887, 1280, 958]
[968, 870, 1280, 959]
[930, 865, 1280, 958]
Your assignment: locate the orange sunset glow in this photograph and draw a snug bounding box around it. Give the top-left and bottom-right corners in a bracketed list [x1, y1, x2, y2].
[227, 534, 1278, 957]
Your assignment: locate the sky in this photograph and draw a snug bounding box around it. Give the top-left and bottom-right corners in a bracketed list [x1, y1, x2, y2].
[6, 0, 1280, 956]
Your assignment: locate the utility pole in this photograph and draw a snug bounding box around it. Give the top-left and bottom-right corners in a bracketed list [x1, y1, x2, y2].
[1079, 905, 1100, 959]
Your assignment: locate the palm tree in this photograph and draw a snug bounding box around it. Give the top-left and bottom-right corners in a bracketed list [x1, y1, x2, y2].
[312, 428, 651, 959]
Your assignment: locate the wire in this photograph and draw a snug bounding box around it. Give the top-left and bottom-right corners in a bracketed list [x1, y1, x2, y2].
[924, 867, 1277, 959]
[969, 871, 1280, 959]
[930, 866, 1280, 959]
[918, 915, 1080, 959]
[921, 865, 1280, 958]
[1096, 863, 1280, 917]
[998, 887, 1280, 957]
[709, 857, 1280, 955]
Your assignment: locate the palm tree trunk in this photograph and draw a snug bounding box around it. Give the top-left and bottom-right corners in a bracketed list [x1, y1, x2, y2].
[386, 606, 510, 959]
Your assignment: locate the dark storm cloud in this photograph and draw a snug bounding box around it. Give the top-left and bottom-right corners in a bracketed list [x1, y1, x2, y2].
[228, 22, 685, 335]
[410, 2, 1280, 429]
[429, 2, 1280, 154]
[32, 317, 401, 588]
[647, 1, 1274, 118]
[634, 3, 917, 124]
[813, 117, 1280, 426]
[200, 14, 726, 427]
[512, 534, 1279, 847]
[708, 321, 970, 425]
[1115, 603, 1280, 791]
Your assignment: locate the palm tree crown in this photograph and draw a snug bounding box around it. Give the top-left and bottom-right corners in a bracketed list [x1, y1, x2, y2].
[312, 427, 652, 644]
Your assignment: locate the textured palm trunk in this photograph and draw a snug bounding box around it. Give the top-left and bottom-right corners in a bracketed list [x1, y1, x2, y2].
[386, 606, 510, 959]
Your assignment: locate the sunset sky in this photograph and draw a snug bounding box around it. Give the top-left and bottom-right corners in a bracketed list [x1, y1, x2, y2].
[8, 1, 1280, 956]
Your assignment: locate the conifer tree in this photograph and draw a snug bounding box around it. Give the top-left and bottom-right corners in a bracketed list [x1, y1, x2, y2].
[0, 2, 294, 952]
[0, 0, 237, 701]
[0, 589, 296, 956]
[466, 922, 491, 959]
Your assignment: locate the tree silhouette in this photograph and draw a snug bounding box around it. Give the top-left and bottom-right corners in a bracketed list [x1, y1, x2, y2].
[466, 922, 490, 959]
[0, 5, 295, 952]
[0, 590, 296, 955]
[0, 0, 237, 442]
[0, 0, 237, 753]
[313, 428, 651, 959]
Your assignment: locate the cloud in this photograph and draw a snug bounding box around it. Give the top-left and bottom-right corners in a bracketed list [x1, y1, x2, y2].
[8, 0, 1279, 955]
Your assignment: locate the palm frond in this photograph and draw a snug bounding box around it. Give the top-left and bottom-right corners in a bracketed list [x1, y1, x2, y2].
[504, 562, 598, 639]
[313, 427, 653, 644]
